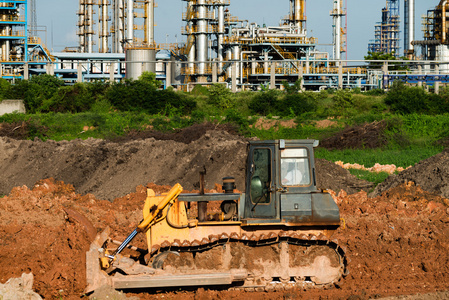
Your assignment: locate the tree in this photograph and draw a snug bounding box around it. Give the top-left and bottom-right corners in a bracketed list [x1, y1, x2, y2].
[364, 52, 408, 71]
[138, 71, 161, 89]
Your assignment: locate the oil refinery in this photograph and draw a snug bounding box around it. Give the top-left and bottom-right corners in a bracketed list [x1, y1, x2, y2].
[1, 0, 449, 91]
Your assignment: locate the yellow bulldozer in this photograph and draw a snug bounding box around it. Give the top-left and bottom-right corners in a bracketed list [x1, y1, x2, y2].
[86, 139, 347, 293]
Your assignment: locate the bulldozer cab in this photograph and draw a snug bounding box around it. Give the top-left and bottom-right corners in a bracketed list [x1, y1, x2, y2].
[243, 139, 339, 226]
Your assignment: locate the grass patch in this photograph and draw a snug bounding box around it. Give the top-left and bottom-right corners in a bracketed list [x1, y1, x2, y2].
[315, 145, 444, 169]
[348, 169, 391, 186]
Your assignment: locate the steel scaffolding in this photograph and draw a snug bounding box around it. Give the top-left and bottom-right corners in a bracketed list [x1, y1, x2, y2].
[368, 0, 401, 57]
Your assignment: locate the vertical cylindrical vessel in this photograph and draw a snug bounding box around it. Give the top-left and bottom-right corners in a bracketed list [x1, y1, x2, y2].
[118, 0, 125, 52]
[233, 45, 240, 80]
[145, 0, 155, 45]
[127, 0, 134, 45]
[290, 0, 294, 21]
[78, 0, 86, 52]
[125, 48, 156, 79]
[404, 0, 415, 54]
[196, 0, 208, 76]
[217, 1, 225, 70]
[294, 0, 301, 22]
[408, 0, 415, 51]
[99, 0, 109, 53]
[333, 0, 341, 60]
[87, 0, 94, 53]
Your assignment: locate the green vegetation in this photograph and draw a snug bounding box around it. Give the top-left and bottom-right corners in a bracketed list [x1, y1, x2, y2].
[315, 146, 444, 169]
[2, 73, 449, 184]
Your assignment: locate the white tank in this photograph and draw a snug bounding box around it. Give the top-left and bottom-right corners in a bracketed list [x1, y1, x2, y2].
[435, 45, 449, 74]
[125, 48, 156, 79]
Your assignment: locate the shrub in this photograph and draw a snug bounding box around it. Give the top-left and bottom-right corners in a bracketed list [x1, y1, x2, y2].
[248, 90, 281, 115]
[138, 71, 161, 89]
[40, 83, 92, 113]
[7, 75, 64, 113]
[106, 79, 196, 115]
[208, 84, 234, 109]
[385, 81, 429, 114]
[282, 79, 302, 94]
[0, 78, 11, 100]
[278, 93, 317, 117]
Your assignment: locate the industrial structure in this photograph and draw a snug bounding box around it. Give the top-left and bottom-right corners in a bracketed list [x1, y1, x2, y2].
[1, 0, 449, 91]
[0, 0, 56, 80]
[415, 0, 449, 66]
[368, 0, 401, 57]
[404, 0, 415, 57]
[0, 0, 28, 78]
[330, 0, 347, 60]
[41, 0, 362, 90]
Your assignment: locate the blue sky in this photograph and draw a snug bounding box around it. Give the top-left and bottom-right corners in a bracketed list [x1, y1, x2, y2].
[37, 0, 433, 59]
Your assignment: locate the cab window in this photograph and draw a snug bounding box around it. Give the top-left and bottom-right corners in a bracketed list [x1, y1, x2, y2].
[280, 148, 310, 186]
[250, 148, 271, 204]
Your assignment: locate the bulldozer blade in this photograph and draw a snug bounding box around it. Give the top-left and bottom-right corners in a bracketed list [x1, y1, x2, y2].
[85, 227, 112, 294]
[110, 270, 248, 290]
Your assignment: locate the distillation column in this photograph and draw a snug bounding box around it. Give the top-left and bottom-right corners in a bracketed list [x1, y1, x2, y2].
[217, 0, 225, 69]
[144, 0, 155, 45]
[127, 0, 134, 46]
[99, 0, 109, 53]
[86, 0, 94, 53]
[112, 0, 125, 53]
[196, 0, 208, 79]
[331, 0, 342, 60]
[187, 1, 196, 73]
[290, 0, 306, 33]
[404, 0, 414, 56]
[78, 0, 86, 52]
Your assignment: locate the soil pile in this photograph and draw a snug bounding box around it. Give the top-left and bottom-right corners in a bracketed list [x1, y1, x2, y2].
[372, 149, 449, 199]
[114, 122, 239, 144]
[1, 178, 448, 299]
[1, 122, 449, 299]
[0, 121, 47, 140]
[0, 129, 249, 200]
[0, 123, 371, 200]
[316, 158, 373, 194]
[320, 120, 389, 150]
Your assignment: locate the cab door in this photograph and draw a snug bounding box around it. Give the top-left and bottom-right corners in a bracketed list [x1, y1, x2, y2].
[244, 146, 277, 219]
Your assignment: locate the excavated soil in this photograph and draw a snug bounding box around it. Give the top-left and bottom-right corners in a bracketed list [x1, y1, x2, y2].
[1, 121, 449, 299]
[372, 149, 449, 199]
[320, 120, 390, 150]
[1, 179, 448, 300]
[0, 124, 373, 200]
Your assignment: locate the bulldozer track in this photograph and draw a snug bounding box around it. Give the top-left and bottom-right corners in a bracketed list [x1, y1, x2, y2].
[144, 231, 348, 289]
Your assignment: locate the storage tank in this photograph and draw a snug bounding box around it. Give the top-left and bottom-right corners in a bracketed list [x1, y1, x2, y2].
[436, 45, 449, 74]
[125, 48, 156, 79]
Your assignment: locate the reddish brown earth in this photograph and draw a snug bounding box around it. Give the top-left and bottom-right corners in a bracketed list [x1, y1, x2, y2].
[0, 122, 449, 299]
[1, 178, 448, 300]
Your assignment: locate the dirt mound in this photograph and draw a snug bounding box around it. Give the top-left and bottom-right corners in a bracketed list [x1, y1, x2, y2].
[114, 122, 239, 144]
[320, 120, 389, 150]
[0, 129, 250, 200]
[315, 158, 374, 194]
[0, 121, 47, 140]
[372, 149, 449, 199]
[327, 185, 449, 299]
[2, 179, 448, 299]
[0, 126, 372, 200]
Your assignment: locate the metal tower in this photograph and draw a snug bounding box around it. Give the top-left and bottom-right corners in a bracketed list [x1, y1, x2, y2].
[404, 0, 414, 56]
[29, 0, 37, 37]
[368, 0, 401, 57]
[330, 0, 347, 60]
